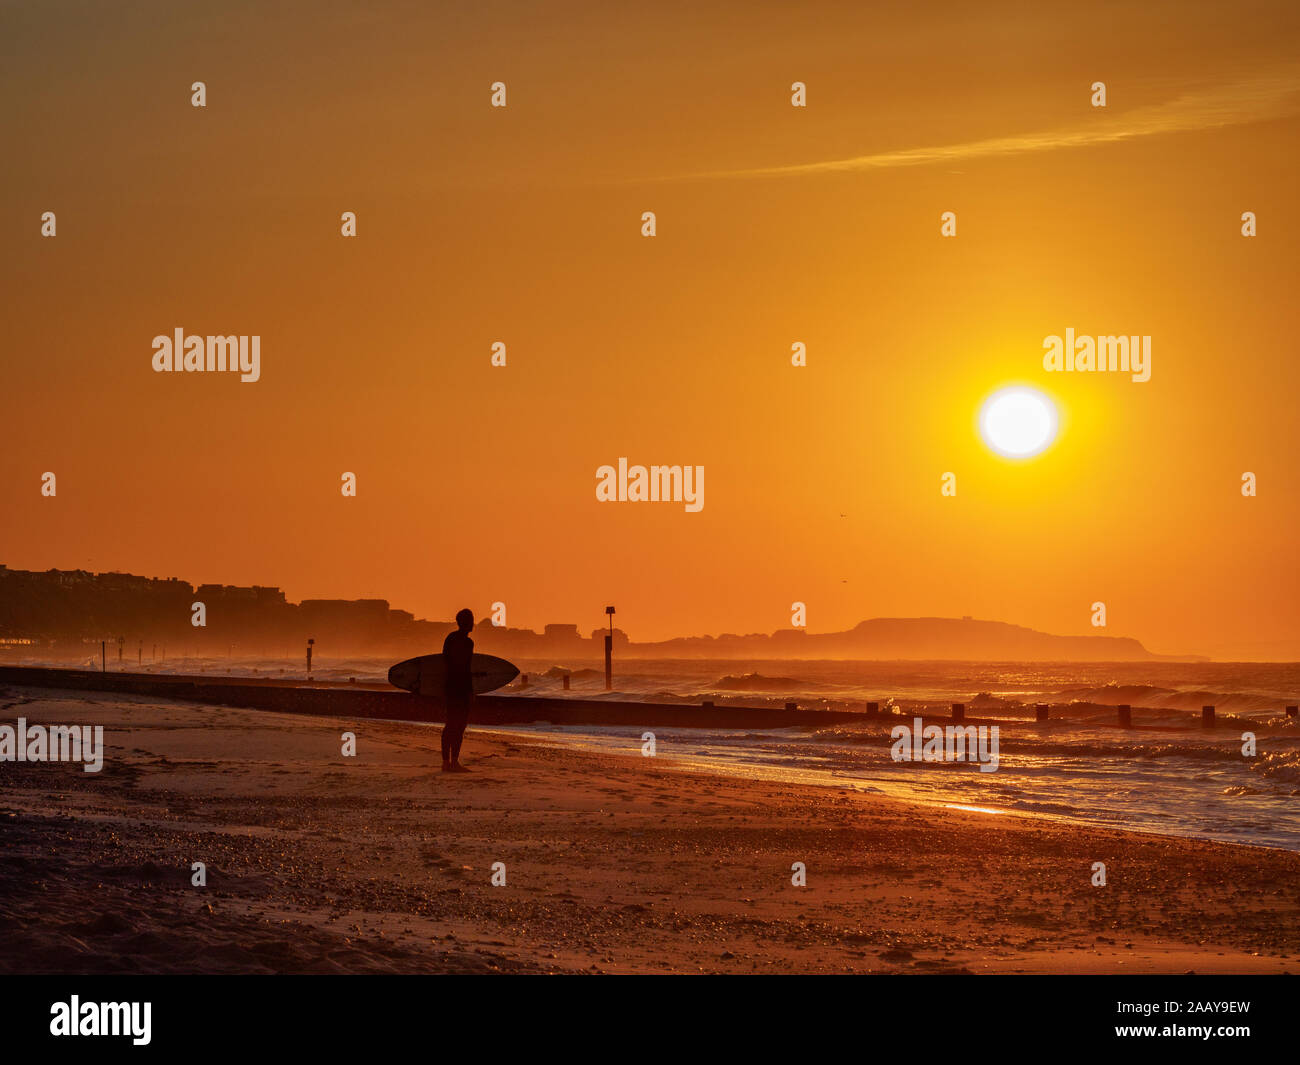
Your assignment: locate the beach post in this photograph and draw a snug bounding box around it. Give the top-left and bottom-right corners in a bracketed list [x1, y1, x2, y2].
[563, 672, 570, 690]
[1035, 703, 1049, 722]
[306, 637, 314, 678]
[1118, 704, 1132, 728]
[1288, 705, 1297, 719]
[100, 640, 105, 673]
[521, 674, 529, 688]
[1202, 704, 1215, 728]
[866, 701, 879, 717]
[604, 606, 615, 691]
[951, 702, 964, 722]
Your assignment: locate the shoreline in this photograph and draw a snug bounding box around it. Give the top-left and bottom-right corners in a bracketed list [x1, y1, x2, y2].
[2, 686, 1299, 974]
[481, 723, 1300, 856]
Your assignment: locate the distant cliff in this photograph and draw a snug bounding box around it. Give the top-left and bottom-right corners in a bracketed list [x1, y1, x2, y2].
[618, 617, 1199, 662]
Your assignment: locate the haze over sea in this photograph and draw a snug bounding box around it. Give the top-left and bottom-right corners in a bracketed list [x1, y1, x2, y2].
[30, 654, 1300, 851]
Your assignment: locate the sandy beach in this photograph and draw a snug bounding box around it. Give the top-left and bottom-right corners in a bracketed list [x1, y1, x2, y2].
[2, 685, 1298, 975]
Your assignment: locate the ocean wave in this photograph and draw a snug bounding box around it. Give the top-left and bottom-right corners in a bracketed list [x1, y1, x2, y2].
[1047, 681, 1287, 714]
[1250, 749, 1300, 785]
[712, 673, 825, 692]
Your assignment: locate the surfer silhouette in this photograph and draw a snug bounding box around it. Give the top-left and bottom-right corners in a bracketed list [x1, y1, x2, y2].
[441, 609, 475, 772]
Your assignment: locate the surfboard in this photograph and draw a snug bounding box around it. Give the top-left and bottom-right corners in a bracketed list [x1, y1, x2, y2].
[387, 653, 520, 696]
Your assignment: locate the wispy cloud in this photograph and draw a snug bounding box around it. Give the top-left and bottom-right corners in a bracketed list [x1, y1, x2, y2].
[688, 71, 1300, 180]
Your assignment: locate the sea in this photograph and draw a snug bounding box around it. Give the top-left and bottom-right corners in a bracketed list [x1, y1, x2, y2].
[24, 653, 1300, 851]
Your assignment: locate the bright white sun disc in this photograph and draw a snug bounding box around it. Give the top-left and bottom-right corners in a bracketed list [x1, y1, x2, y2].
[979, 387, 1058, 457]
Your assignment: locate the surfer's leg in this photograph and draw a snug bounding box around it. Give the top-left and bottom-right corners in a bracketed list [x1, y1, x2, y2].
[450, 707, 468, 764]
[441, 717, 454, 767]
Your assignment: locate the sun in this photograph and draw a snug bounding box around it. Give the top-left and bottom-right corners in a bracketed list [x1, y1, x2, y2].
[979, 386, 1058, 458]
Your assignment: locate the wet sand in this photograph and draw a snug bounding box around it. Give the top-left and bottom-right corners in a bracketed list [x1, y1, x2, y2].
[1, 686, 1298, 974]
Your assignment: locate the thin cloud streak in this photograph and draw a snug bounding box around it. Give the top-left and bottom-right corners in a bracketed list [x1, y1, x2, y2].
[690, 72, 1300, 180]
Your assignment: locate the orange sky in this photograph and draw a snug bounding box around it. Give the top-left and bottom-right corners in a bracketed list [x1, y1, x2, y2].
[2, 1, 1298, 659]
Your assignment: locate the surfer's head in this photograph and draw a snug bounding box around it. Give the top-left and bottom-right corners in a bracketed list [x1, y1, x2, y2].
[455, 608, 474, 633]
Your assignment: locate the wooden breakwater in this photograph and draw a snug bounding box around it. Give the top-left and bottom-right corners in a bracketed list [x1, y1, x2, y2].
[0, 665, 871, 730]
[4, 667, 1270, 731]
